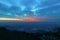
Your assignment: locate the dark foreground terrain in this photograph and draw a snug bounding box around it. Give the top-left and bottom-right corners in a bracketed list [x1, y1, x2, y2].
[0, 27, 60, 40]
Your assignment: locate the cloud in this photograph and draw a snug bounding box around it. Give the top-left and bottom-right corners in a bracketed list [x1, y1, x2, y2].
[0, 0, 60, 18]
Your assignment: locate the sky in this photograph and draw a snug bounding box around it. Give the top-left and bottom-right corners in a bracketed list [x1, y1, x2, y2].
[0, 0, 60, 18]
[0, 0, 60, 32]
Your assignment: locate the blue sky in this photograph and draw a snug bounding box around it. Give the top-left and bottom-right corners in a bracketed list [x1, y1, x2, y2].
[0, 0, 60, 18]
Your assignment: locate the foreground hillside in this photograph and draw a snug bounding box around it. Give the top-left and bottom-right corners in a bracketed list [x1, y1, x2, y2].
[0, 27, 60, 40]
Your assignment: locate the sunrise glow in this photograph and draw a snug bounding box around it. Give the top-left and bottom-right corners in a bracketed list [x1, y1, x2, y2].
[0, 17, 46, 22]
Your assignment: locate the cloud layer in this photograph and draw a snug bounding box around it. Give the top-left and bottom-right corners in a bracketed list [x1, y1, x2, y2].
[0, 0, 60, 18]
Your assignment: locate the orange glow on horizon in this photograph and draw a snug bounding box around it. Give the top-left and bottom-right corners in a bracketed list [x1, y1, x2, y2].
[0, 17, 44, 22]
[0, 17, 55, 22]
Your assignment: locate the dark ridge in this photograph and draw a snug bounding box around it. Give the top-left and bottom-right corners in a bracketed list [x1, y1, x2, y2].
[0, 27, 60, 40]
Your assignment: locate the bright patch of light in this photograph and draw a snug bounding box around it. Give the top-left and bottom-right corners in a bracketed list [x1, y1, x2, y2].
[7, 13, 12, 15]
[20, 5, 26, 11]
[15, 15, 20, 17]
[24, 14, 27, 16]
[0, 18, 20, 20]
[31, 9, 37, 12]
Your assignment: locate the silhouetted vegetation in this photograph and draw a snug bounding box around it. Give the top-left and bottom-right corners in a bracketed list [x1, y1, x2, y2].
[0, 27, 60, 40]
